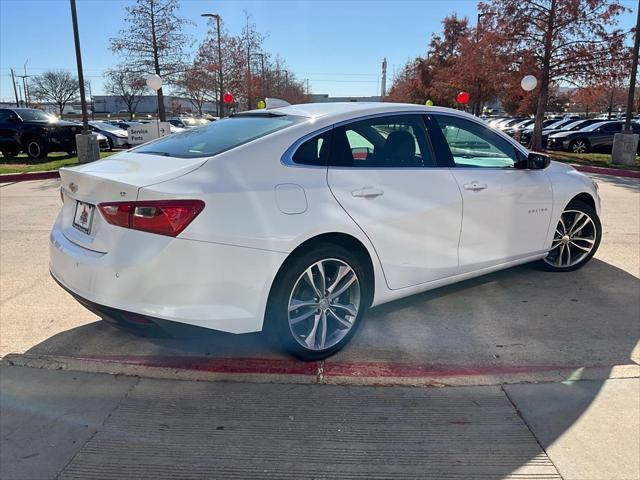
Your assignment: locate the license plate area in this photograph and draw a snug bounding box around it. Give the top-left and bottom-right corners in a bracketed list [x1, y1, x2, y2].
[72, 201, 96, 234]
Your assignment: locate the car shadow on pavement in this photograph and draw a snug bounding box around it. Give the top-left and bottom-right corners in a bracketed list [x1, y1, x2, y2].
[25, 258, 639, 370]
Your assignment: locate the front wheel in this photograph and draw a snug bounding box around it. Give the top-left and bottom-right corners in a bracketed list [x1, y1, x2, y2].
[26, 139, 48, 159]
[541, 200, 601, 271]
[266, 246, 370, 360]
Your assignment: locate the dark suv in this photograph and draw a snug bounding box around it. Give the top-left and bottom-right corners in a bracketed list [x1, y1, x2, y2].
[0, 108, 81, 159]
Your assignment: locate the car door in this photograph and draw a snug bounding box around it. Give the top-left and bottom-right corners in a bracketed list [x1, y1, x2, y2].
[325, 113, 463, 290]
[429, 114, 553, 273]
[598, 122, 622, 149]
[0, 110, 19, 151]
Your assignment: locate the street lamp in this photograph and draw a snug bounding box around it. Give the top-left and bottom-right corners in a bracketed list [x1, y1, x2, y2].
[69, 0, 99, 163]
[201, 13, 224, 117]
[251, 52, 266, 99]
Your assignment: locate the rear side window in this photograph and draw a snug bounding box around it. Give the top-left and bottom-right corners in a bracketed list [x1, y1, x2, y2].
[135, 114, 304, 158]
[292, 130, 332, 166]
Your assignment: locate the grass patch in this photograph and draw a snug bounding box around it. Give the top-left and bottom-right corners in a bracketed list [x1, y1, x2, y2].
[0, 152, 115, 175]
[546, 151, 640, 171]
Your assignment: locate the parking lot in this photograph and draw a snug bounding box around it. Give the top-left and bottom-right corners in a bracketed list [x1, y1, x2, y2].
[1, 174, 639, 380]
[1, 173, 639, 479]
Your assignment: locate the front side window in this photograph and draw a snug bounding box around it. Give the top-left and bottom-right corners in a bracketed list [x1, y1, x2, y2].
[135, 114, 304, 159]
[329, 115, 434, 167]
[432, 115, 518, 168]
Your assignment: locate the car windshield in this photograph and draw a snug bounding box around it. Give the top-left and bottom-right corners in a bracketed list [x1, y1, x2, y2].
[16, 109, 56, 122]
[135, 114, 304, 158]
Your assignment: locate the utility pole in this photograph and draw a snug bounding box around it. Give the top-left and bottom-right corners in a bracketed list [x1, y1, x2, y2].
[17, 83, 24, 107]
[17, 74, 30, 107]
[306, 78, 310, 96]
[70, 0, 99, 162]
[612, 0, 640, 165]
[10, 69, 20, 107]
[87, 81, 94, 120]
[201, 13, 224, 117]
[381, 58, 387, 98]
[246, 15, 252, 110]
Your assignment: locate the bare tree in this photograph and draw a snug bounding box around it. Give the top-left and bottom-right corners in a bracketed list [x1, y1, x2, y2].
[105, 67, 146, 119]
[174, 65, 217, 116]
[30, 70, 79, 118]
[110, 0, 193, 121]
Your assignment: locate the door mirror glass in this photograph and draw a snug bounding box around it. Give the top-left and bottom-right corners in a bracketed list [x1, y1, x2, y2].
[526, 152, 550, 169]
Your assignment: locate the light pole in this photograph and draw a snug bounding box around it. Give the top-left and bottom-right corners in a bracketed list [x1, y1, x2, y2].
[612, 0, 640, 165]
[251, 53, 266, 99]
[201, 13, 224, 117]
[70, 0, 99, 163]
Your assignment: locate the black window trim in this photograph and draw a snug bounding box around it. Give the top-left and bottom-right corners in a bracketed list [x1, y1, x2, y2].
[282, 110, 530, 169]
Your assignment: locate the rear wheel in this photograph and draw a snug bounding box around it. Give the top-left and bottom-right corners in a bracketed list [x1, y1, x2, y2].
[26, 139, 48, 159]
[266, 245, 370, 360]
[541, 200, 601, 271]
[569, 138, 589, 154]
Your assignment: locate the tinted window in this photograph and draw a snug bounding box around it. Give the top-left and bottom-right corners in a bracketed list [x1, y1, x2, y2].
[329, 115, 434, 167]
[0, 110, 12, 122]
[135, 114, 303, 158]
[603, 123, 622, 133]
[432, 115, 518, 168]
[292, 130, 332, 166]
[15, 109, 55, 122]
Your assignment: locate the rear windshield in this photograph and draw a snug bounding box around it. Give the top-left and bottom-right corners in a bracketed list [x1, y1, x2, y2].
[135, 114, 304, 158]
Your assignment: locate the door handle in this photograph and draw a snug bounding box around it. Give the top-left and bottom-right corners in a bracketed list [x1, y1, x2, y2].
[463, 182, 487, 191]
[352, 187, 384, 198]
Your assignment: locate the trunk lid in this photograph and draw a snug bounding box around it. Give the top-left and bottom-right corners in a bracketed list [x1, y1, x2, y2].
[58, 151, 208, 252]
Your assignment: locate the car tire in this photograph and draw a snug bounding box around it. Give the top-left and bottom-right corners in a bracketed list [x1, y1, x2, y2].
[25, 139, 48, 159]
[540, 200, 601, 272]
[107, 138, 114, 151]
[1, 149, 19, 158]
[266, 245, 371, 360]
[569, 138, 590, 154]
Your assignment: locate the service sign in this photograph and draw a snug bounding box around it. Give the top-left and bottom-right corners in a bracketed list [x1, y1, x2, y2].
[127, 122, 171, 146]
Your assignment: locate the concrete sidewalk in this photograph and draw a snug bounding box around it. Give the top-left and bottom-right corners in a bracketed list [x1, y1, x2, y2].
[2, 364, 638, 480]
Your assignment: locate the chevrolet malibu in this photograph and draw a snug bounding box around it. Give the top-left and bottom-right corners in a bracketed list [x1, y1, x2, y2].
[50, 103, 602, 359]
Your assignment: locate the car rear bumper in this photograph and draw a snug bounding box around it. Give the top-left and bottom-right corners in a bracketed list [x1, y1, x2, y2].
[49, 218, 287, 334]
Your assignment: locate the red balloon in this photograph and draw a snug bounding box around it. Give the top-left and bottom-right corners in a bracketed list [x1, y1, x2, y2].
[223, 92, 234, 104]
[456, 91, 470, 104]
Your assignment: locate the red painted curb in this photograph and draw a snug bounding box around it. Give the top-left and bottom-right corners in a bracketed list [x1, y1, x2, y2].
[0, 171, 60, 183]
[44, 354, 606, 379]
[573, 164, 640, 179]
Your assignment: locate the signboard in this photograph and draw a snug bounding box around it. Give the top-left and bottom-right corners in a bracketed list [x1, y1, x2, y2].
[127, 122, 171, 146]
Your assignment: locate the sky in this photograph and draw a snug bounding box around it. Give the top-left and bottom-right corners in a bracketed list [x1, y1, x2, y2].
[0, 0, 638, 103]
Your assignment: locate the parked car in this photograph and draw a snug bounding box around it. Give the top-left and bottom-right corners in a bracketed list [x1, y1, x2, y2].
[502, 119, 535, 138]
[88, 121, 130, 150]
[519, 118, 601, 148]
[547, 120, 640, 153]
[168, 117, 202, 129]
[51, 103, 602, 359]
[0, 108, 81, 159]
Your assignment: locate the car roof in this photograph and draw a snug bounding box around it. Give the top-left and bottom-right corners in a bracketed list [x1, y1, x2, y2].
[261, 102, 461, 121]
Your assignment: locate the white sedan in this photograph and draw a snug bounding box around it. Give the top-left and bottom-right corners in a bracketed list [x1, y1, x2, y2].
[50, 103, 602, 359]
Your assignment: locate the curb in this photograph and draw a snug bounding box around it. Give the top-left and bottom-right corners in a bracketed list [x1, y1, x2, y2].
[4, 353, 638, 388]
[572, 164, 640, 179]
[0, 171, 60, 183]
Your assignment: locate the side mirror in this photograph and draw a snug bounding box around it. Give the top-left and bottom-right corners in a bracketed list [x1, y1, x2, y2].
[526, 152, 550, 169]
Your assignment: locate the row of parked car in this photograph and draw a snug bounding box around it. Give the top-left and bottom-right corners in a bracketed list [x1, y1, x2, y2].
[0, 107, 214, 160]
[487, 115, 640, 153]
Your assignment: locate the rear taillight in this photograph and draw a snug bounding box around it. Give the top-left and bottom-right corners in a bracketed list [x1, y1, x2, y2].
[98, 200, 204, 237]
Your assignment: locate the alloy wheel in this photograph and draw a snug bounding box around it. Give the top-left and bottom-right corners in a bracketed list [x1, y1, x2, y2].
[571, 140, 587, 153]
[544, 209, 597, 268]
[288, 258, 361, 351]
